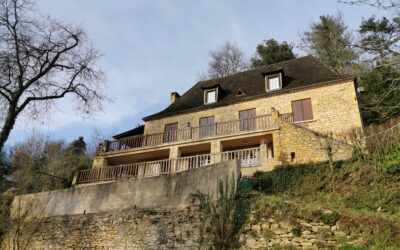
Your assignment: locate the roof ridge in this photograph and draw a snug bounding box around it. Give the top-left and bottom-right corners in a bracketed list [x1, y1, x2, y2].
[198, 55, 314, 83]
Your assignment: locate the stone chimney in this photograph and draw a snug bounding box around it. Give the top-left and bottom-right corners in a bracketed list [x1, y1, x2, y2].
[170, 92, 180, 104]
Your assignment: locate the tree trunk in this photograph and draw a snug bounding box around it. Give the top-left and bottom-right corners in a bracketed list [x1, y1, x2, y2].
[0, 104, 18, 158]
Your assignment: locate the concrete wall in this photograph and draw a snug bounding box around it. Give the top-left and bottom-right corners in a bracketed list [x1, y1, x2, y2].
[12, 160, 240, 218]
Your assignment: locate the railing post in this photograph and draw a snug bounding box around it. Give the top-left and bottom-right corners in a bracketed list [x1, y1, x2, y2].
[71, 171, 79, 187]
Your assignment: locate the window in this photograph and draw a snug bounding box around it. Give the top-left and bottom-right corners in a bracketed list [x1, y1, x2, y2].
[199, 116, 215, 138]
[239, 109, 256, 131]
[204, 89, 217, 104]
[265, 74, 282, 92]
[291, 98, 313, 122]
[163, 123, 178, 143]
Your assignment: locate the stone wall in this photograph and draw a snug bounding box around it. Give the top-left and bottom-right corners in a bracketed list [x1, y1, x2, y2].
[2, 208, 207, 250]
[2, 201, 365, 250]
[274, 117, 353, 164]
[11, 160, 240, 218]
[144, 80, 362, 136]
[239, 210, 364, 249]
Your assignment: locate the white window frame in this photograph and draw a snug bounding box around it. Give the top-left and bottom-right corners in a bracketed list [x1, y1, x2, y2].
[265, 73, 282, 92]
[204, 88, 217, 104]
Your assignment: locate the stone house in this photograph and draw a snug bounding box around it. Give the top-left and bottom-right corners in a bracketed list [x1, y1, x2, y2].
[76, 56, 363, 185]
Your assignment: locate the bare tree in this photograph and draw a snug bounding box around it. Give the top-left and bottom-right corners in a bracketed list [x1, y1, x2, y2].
[338, 0, 400, 10]
[0, 0, 106, 155]
[206, 42, 248, 79]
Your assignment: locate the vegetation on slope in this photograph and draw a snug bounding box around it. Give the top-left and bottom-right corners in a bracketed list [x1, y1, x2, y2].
[252, 158, 400, 249]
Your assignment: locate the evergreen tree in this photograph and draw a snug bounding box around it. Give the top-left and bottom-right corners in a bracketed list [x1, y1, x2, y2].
[250, 39, 296, 67]
[301, 13, 357, 74]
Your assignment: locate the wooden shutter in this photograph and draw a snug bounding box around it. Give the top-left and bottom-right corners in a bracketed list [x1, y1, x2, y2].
[291, 99, 313, 122]
[301, 98, 313, 121]
[292, 100, 303, 122]
[248, 109, 256, 130]
[199, 116, 214, 137]
[239, 109, 256, 131]
[164, 123, 178, 142]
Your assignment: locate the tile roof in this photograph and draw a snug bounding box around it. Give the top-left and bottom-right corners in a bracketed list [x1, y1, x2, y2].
[143, 56, 351, 121]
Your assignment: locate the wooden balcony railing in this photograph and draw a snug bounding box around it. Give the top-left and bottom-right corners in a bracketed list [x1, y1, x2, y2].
[76, 147, 262, 184]
[106, 115, 273, 153]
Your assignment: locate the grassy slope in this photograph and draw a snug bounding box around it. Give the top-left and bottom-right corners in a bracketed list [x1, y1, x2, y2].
[251, 155, 400, 249]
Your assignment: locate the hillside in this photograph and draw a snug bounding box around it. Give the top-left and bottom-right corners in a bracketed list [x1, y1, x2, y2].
[237, 157, 400, 249]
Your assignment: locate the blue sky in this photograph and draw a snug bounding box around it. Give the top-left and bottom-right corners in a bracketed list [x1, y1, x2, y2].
[7, 0, 388, 146]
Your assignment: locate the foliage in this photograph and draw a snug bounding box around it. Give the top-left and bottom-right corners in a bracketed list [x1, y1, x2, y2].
[252, 154, 400, 248]
[9, 134, 90, 194]
[190, 181, 254, 249]
[359, 66, 400, 125]
[254, 162, 330, 195]
[312, 209, 340, 226]
[291, 225, 302, 237]
[376, 148, 400, 173]
[359, 16, 400, 62]
[250, 39, 296, 68]
[300, 13, 357, 74]
[339, 214, 400, 248]
[204, 41, 249, 79]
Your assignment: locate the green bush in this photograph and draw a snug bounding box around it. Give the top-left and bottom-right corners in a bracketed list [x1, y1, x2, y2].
[254, 162, 330, 194]
[312, 209, 340, 226]
[377, 148, 400, 173]
[291, 225, 302, 237]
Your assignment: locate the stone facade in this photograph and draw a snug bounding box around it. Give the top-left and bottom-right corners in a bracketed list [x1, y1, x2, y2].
[94, 79, 362, 170]
[143, 80, 361, 136]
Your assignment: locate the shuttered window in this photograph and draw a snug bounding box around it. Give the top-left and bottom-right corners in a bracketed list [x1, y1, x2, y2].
[199, 116, 215, 138]
[239, 109, 256, 131]
[291, 98, 313, 122]
[163, 123, 178, 142]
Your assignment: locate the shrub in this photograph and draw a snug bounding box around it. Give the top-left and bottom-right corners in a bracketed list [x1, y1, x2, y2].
[339, 214, 400, 248]
[254, 162, 330, 195]
[291, 225, 302, 237]
[377, 148, 400, 173]
[312, 209, 340, 226]
[190, 181, 254, 249]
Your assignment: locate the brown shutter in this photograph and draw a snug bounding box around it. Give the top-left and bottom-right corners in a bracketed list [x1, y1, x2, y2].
[239, 110, 248, 131]
[239, 109, 256, 131]
[199, 116, 214, 137]
[291, 100, 303, 122]
[164, 123, 178, 142]
[248, 109, 256, 130]
[302, 98, 313, 121]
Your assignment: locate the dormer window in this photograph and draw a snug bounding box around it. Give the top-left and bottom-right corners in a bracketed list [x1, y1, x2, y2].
[204, 88, 217, 104]
[265, 73, 282, 92]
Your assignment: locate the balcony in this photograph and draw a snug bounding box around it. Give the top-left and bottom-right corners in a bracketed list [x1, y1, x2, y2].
[103, 114, 277, 153]
[77, 147, 262, 184]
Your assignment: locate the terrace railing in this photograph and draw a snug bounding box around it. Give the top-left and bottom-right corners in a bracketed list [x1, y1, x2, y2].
[106, 115, 273, 152]
[279, 113, 294, 123]
[76, 147, 262, 184]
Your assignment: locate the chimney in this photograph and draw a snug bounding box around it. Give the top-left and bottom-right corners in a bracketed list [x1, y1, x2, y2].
[170, 92, 180, 104]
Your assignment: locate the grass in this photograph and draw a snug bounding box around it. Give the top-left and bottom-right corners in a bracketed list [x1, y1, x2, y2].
[251, 157, 400, 249]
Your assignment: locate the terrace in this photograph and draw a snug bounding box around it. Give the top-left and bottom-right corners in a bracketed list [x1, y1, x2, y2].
[100, 113, 293, 154]
[77, 147, 266, 184]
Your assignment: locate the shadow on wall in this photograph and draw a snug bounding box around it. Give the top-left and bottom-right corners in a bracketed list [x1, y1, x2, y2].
[10, 160, 241, 218]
